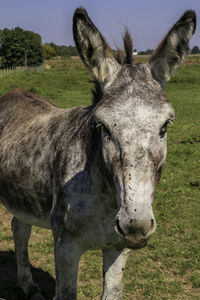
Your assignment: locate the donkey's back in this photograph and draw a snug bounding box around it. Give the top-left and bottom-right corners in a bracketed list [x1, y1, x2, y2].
[0, 88, 57, 121]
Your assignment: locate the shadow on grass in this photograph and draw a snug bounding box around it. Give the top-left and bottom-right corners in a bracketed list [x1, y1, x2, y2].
[0, 250, 55, 300]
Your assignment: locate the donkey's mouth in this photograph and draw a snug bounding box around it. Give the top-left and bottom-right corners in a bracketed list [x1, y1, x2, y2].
[125, 238, 148, 250]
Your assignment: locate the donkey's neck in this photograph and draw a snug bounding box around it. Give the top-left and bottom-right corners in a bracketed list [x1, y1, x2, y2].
[89, 136, 117, 208]
[61, 113, 116, 208]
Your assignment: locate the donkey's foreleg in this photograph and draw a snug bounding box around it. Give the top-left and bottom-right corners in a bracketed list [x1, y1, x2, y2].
[11, 217, 45, 300]
[51, 223, 82, 300]
[101, 247, 130, 300]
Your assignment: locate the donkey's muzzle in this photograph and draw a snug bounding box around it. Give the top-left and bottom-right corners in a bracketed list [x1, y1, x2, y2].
[115, 215, 156, 249]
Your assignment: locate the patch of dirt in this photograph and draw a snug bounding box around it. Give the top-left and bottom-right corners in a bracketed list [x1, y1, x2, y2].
[0, 205, 13, 226]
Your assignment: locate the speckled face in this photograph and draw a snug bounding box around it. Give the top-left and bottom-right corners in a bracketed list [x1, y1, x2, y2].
[93, 63, 174, 248]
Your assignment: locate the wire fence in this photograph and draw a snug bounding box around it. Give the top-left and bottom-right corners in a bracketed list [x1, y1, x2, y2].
[0, 66, 17, 78]
[0, 65, 44, 78]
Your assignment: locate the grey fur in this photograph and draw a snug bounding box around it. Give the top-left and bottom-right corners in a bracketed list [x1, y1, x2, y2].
[0, 8, 195, 300]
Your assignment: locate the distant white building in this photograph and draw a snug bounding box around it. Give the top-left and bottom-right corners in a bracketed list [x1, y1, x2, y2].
[133, 51, 138, 56]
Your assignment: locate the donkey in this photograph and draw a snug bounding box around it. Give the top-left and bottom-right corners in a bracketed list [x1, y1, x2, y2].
[0, 8, 196, 300]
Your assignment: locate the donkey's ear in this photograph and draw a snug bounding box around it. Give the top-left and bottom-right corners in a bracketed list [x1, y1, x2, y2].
[149, 10, 196, 87]
[73, 8, 119, 85]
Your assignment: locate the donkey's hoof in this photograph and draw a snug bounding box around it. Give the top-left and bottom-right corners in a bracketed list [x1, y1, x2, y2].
[26, 292, 45, 300]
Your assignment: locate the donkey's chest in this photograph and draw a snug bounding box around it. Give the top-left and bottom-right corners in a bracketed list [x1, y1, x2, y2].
[61, 191, 121, 249]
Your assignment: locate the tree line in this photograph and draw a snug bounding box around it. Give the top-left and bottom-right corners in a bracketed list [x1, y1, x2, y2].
[135, 46, 200, 55]
[0, 27, 78, 68]
[0, 27, 199, 68]
[43, 43, 77, 59]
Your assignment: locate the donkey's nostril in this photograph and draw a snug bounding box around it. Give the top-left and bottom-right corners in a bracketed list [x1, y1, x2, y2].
[115, 219, 125, 237]
[151, 219, 155, 229]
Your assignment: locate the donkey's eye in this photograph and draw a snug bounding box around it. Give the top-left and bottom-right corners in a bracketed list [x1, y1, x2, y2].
[101, 124, 111, 139]
[97, 122, 111, 139]
[159, 119, 173, 139]
[159, 123, 168, 139]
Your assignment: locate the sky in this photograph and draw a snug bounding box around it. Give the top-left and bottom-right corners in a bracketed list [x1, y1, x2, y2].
[0, 0, 199, 52]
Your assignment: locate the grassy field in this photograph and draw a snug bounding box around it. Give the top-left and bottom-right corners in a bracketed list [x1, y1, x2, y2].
[0, 56, 200, 300]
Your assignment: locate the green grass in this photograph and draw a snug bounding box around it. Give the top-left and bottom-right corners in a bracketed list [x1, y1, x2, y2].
[0, 58, 200, 299]
[0, 62, 92, 108]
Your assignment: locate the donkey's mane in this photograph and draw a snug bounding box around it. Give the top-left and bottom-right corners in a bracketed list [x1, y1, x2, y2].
[92, 29, 133, 105]
[115, 28, 133, 65]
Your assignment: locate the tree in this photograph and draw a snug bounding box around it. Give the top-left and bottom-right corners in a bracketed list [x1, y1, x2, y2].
[42, 43, 78, 59]
[55, 45, 70, 57]
[66, 45, 78, 56]
[138, 49, 154, 55]
[145, 49, 154, 55]
[54, 45, 78, 57]
[0, 27, 43, 68]
[43, 43, 56, 59]
[191, 45, 200, 54]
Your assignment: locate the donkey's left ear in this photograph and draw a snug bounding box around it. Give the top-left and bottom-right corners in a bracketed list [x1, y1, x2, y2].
[149, 10, 196, 87]
[73, 8, 119, 86]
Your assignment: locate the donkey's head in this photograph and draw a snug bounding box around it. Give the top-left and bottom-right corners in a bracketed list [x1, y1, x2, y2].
[73, 8, 196, 248]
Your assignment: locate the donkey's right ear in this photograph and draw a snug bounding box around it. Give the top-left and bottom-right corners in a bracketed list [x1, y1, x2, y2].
[149, 10, 196, 88]
[73, 8, 119, 86]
